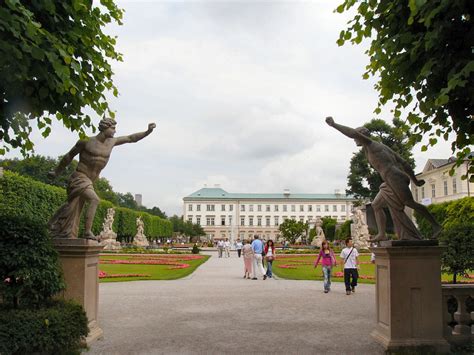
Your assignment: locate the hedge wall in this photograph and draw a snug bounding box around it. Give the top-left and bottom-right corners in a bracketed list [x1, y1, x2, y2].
[0, 171, 172, 239]
[415, 197, 474, 238]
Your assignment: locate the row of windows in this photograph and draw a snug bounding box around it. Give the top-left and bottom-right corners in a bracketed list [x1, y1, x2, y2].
[188, 203, 349, 213]
[414, 178, 457, 201]
[188, 215, 346, 226]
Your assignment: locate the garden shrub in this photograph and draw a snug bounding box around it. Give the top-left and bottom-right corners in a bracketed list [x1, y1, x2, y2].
[0, 300, 88, 355]
[192, 244, 200, 254]
[336, 219, 352, 239]
[322, 217, 337, 241]
[439, 222, 474, 284]
[0, 214, 65, 308]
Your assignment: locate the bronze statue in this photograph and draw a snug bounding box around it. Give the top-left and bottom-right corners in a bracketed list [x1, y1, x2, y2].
[48, 118, 156, 240]
[325, 116, 441, 242]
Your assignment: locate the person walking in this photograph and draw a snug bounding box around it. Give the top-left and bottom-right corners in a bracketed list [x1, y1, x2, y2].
[235, 239, 243, 258]
[340, 238, 359, 295]
[224, 238, 231, 258]
[251, 235, 265, 280]
[217, 239, 224, 258]
[314, 240, 337, 293]
[264, 240, 276, 279]
[242, 240, 253, 279]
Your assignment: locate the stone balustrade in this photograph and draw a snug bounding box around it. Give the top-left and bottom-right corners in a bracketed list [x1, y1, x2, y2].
[441, 284, 474, 345]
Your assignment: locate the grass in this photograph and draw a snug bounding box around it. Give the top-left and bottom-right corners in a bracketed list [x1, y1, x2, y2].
[272, 254, 472, 284]
[99, 254, 210, 282]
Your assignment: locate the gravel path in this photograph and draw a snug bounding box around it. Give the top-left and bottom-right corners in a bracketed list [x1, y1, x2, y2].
[87, 252, 383, 354]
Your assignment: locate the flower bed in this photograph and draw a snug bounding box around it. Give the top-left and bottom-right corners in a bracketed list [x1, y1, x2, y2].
[99, 271, 151, 279]
[100, 259, 191, 270]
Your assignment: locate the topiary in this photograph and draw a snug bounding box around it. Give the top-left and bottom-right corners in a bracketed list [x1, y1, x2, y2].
[192, 244, 200, 254]
[0, 214, 65, 308]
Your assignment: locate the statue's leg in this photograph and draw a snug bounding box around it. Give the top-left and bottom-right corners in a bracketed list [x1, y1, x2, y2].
[405, 199, 442, 238]
[82, 188, 100, 240]
[369, 191, 389, 242]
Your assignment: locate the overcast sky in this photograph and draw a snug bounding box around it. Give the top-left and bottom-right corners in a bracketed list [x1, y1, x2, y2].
[6, 0, 454, 215]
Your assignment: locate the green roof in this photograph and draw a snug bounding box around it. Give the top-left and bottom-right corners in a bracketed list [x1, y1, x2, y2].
[184, 188, 354, 201]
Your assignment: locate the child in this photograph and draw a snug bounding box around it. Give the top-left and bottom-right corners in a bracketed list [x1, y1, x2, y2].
[314, 240, 337, 293]
[340, 238, 359, 295]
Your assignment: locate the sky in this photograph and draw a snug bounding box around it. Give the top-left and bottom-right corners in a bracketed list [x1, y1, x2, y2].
[5, 0, 455, 215]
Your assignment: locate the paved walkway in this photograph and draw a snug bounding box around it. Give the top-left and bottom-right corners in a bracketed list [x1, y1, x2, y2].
[88, 252, 383, 354]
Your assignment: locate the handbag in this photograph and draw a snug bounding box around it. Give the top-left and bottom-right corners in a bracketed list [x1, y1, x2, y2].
[265, 255, 274, 262]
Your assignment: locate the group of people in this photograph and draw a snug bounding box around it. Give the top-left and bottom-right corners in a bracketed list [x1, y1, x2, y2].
[240, 236, 275, 280]
[314, 237, 359, 295]
[216, 238, 232, 258]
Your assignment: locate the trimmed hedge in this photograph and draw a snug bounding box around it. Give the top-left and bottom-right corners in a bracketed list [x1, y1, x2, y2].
[415, 197, 474, 238]
[0, 300, 88, 355]
[0, 171, 172, 240]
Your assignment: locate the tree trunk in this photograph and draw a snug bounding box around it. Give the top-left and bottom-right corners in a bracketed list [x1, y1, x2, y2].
[453, 272, 457, 284]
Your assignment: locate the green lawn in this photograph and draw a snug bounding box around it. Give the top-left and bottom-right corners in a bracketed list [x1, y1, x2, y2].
[272, 254, 472, 284]
[99, 254, 210, 282]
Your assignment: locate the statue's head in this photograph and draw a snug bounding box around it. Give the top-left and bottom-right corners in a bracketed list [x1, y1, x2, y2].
[355, 126, 370, 146]
[98, 117, 117, 137]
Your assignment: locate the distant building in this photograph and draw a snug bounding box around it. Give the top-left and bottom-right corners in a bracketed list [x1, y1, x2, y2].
[135, 194, 143, 207]
[183, 186, 356, 242]
[411, 157, 473, 205]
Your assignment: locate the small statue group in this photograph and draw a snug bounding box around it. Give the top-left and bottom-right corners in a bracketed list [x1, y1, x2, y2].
[98, 208, 121, 250]
[351, 209, 370, 250]
[133, 216, 149, 247]
[311, 218, 326, 247]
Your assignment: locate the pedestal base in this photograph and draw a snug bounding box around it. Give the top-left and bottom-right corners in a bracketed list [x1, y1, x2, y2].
[53, 238, 104, 345]
[371, 245, 450, 353]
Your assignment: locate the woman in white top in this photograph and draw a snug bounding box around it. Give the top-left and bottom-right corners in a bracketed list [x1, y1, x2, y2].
[263, 240, 276, 280]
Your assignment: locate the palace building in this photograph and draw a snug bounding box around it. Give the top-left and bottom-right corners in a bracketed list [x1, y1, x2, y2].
[183, 186, 356, 242]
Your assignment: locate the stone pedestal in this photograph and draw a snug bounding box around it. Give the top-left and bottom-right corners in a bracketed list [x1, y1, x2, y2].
[53, 238, 104, 344]
[371, 243, 449, 352]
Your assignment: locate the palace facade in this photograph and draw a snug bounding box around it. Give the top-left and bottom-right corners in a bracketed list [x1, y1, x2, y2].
[183, 187, 356, 242]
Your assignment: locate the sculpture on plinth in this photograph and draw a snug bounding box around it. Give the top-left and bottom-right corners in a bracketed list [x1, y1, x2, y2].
[48, 119, 156, 240]
[133, 216, 149, 247]
[311, 218, 326, 247]
[325, 116, 441, 242]
[99, 208, 121, 250]
[351, 209, 371, 250]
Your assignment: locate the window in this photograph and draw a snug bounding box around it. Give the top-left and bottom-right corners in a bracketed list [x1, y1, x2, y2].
[274, 216, 279, 226]
[257, 205, 262, 212]
[240, 217, 245, 226]
[283, 216, 288, 221]
[266, 217, 270, 226]
[206, 216, 215, 226]
[206, 204, 215, 212]
[229, 204, 233, 211]
[414, 188, 419, 201]
[299, 216, 304, 222]
[431, 184, 436, 198]
[291, 205, 296, 212]
[249, 217, 254, 226]
[341, 216, 346, 221]
[188, 216, 193, 223]
[197, 204, 201, 211]
[444, 181, 448, 196]
[291, 216, 296, 220]
[241, 205, 245, 212]
[266, 205, 270, 212]
[274, 205, 279, 212]
[308, 205, 312, 212]
[196, 216, 201, 225]
[221, 204, 226, 211]
[229, 216, 232, 225]
[283, 205, 287, 212]
[316, 205, 321, 212]
[188, 204, 193, 211]
[333, 205, 337, 212]
[453, 178, 457, 194]
[300, 205, 304, 212]
[257, 217, 262, 226]
[221, 216, 226, 226]
[421, 187, 425, 199]
[325, 205, 329, 212]
[341, 205, 346, 212]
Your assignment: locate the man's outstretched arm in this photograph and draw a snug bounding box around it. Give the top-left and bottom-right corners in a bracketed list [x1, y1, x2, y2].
[325, 117, 372, 145]
[114, 123, 156, 146]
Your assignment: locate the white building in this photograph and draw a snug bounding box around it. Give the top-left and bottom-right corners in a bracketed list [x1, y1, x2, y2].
[183, 187, 356, 242]
[411, 157, 473, 205]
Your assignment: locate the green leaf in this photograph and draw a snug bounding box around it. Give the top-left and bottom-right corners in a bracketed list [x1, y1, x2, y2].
[336, 4, 345, 13]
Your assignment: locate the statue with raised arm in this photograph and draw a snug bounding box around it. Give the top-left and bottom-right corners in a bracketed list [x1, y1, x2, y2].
[48, 118, 156, 240]
[325, 116, 441, 242]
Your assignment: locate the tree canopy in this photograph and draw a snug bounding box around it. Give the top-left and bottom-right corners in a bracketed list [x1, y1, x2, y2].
[0, 0, 123, 155]
[346, 118, 414, 201]
[337, 0, 474, 181]
[278, 219, 307, 244]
